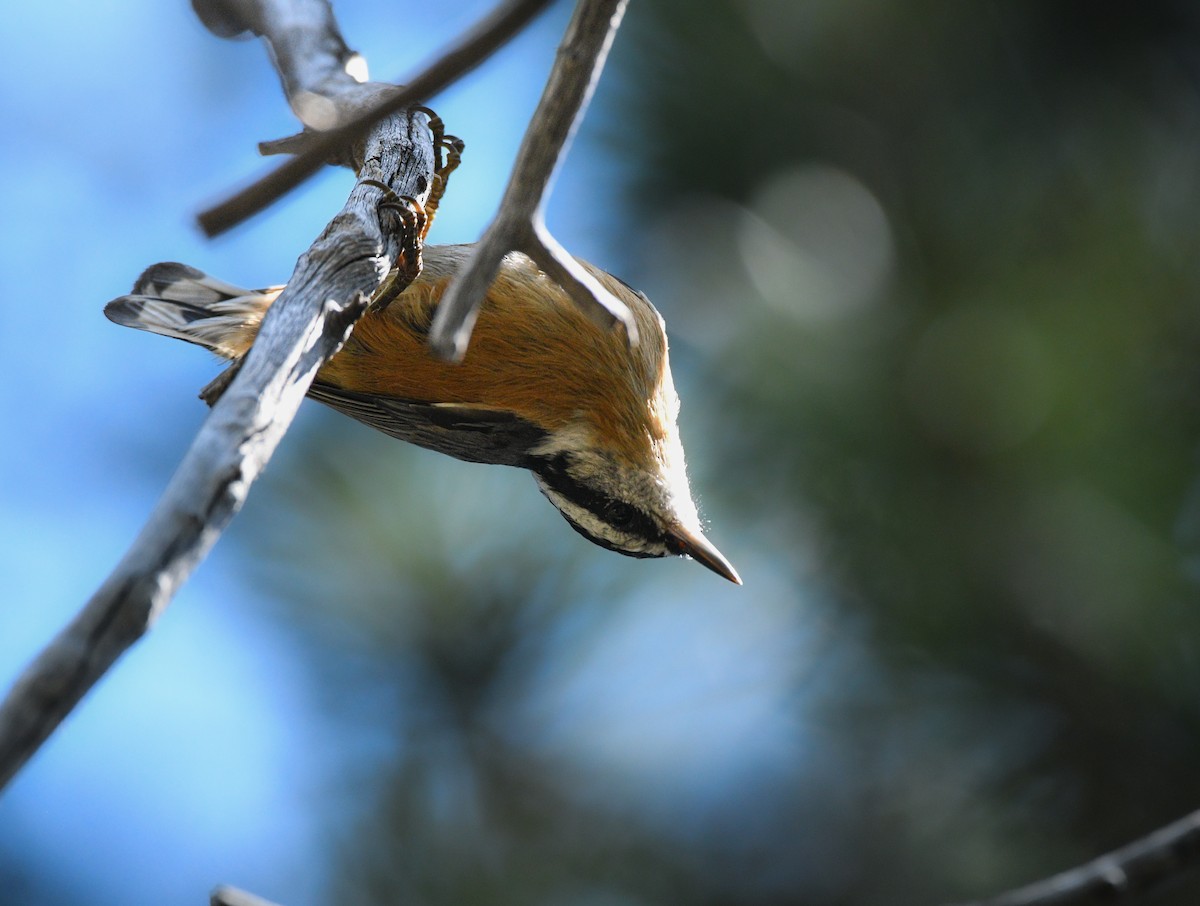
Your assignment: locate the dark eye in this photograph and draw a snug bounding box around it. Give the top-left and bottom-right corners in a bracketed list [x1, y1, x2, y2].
[602, 500, 646, 533]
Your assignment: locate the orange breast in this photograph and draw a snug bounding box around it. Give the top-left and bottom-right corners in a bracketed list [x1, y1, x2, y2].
[314, 249, 669, 465]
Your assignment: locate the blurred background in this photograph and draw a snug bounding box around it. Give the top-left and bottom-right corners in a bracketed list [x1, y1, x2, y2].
[4, 0, 1200, 903]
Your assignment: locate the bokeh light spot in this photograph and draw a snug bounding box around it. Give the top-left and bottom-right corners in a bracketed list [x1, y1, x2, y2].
[737, 164, 894, 323]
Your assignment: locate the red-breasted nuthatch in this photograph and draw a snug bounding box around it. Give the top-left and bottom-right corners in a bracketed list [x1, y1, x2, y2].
[105, 246, 741, 583]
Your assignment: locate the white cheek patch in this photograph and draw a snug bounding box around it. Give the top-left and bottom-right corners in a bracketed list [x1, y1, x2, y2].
[530, 423, 599, 460]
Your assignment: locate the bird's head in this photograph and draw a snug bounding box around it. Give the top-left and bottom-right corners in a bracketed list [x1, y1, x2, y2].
[531, 441, 741, 584]
[524, 281, 740, 585]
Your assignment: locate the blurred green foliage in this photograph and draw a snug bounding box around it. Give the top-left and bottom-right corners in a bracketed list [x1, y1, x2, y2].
[240, 1, 1200, 903]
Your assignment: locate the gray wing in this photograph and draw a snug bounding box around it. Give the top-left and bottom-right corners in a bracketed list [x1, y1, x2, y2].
[307, 382, 548, 467]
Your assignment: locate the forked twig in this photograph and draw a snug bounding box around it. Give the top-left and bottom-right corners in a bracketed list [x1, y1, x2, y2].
[427, 0, 636, 360]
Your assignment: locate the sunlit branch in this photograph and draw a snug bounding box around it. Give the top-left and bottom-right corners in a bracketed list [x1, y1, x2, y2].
[0, 0, 433, 792]
[428, 0, 636, 361]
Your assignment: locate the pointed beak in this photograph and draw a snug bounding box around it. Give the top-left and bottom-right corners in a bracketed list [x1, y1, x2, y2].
[668, 525, 742, 585]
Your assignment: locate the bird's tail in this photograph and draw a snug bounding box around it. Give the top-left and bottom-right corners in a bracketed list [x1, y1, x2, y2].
[104, 262, 280, 360]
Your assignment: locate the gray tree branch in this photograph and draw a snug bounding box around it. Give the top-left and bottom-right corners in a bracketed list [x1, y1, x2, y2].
[194, 0, 366, 111]
[427, 0, 635, 360]
[0, 0, 434, 792]
[950, 807, 1200, 906]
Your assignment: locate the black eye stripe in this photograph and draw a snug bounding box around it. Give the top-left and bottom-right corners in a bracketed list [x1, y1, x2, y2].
[533, 454, 661, 545]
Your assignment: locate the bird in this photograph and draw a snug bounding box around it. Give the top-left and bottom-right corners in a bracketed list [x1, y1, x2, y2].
[104, 245, 741, 584]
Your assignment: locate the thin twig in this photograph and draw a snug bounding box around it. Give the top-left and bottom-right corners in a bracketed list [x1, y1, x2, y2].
[197, 0, 554, 237]
[950, 808, 1200, 906]
[0, 0, 434, 793]
[428, 0, 636, 361]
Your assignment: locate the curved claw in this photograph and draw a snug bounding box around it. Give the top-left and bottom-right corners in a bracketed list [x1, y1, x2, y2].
[410, 106, 464, 241]
[360, 180, 428, 308]
[359, 106, 465, 310]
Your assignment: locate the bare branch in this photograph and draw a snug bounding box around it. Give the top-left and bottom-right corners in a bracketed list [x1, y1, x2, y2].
[951, 808, 1200, 906]
[525, 223, 634, 328]
[197, 0, 554, 237]
[428, 0, 636, 361]
[0, 3, 434, 792]
[193, 0, 367, 114]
